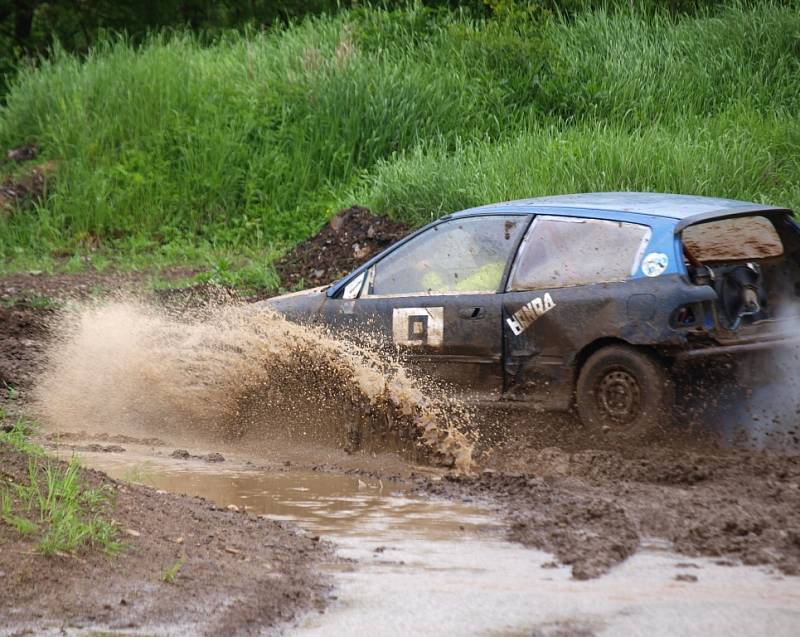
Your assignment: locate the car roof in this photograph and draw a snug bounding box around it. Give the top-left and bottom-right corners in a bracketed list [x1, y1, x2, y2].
[454, 192, 789, 228]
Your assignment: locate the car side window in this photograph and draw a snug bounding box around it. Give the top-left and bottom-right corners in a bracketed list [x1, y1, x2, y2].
[367, 216, 526, 297]
[508, 216, 651, 291]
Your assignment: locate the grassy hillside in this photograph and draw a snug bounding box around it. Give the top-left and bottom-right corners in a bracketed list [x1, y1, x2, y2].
[0, 3, 798, 280]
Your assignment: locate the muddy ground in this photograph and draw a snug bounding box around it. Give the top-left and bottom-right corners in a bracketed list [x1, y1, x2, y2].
[2, 207, 800, 632]
[1, 276, 336, 636]
[420, 433, 800, 580]
[3, 278, 800, 586]
[0, 444, 331, 637]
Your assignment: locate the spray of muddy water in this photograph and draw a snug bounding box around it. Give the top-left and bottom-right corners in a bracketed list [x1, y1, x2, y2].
[725, 305, 800, 451]
[683, 301, 800, 452]
[33, 300, 474, 471]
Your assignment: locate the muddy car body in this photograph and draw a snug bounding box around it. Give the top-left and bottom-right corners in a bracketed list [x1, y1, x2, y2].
[265, 193, 800, 437]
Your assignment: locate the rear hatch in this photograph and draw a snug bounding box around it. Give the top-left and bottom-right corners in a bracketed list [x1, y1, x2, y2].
[679, 210, 800, 345]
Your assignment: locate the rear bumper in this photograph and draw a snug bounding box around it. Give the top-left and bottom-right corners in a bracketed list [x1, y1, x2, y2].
[675, 334, 800, 360]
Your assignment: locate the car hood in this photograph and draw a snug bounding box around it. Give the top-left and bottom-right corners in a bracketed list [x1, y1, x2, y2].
[254, 286, 328, 321]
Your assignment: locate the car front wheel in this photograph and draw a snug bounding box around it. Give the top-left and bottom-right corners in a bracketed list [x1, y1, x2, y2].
[576, 344, 673, 441]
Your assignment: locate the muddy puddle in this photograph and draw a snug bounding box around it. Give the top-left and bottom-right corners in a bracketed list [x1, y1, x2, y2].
[67, 445, 800, 637]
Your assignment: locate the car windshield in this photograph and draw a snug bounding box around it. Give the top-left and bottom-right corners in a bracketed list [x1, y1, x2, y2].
[368, 216, 526, 296]
[682, 215, 783, 263]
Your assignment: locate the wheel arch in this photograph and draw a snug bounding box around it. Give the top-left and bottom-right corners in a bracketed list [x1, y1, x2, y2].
[572, 338, 667, 390]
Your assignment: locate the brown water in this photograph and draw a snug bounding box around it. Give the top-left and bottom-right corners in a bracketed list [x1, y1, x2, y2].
[34, 300, 474, 470]
[72, 446, 800, 637]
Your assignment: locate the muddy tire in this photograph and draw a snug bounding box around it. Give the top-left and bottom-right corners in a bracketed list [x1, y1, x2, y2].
[576, 345, 673, 441]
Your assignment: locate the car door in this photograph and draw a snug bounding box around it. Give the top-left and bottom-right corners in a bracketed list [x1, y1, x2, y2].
[324, 215, 528, 399]
[501, 214, 654, 409]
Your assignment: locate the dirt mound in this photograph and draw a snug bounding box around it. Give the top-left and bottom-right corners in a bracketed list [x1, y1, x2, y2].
[275, 206, 411, 290]
[0, 144, 56, 214]
[0, 444, 330, 636]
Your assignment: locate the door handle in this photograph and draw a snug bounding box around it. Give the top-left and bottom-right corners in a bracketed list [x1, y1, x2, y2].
[459, 307, 486, 320]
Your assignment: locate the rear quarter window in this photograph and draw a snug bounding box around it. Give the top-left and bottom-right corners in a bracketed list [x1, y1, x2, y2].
[508, 216, 652, 291]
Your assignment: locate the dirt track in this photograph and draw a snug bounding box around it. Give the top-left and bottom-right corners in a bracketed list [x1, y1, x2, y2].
[2, 262, 800, 633]
[1, 278, 335, 637]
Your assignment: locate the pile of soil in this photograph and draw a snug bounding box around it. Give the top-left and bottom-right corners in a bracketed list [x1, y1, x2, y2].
[0, 444, 331, 636]
[0, 145, 56, 214]
[0, 304, 53, 391]
[421, 437, 800, 580]
[275, 206, 411, 290]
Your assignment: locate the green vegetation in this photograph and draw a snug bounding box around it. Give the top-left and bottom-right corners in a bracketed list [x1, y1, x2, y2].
[360, 111, 800, 225]
[161, 557, 186, 583]
[0, 295, 59, 309]
[0, 3, 798, 281]
[0, 420, 122, 555]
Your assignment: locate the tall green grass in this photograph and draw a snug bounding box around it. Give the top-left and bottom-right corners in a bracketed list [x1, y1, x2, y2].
[358, 109, 800, 225]
[0, 3, 798, 273]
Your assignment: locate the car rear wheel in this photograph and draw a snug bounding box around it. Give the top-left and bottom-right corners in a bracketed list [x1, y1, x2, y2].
[576, 345, 673, 441]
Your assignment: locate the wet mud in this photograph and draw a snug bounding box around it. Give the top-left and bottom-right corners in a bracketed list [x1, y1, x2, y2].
[422, 433, 800, 580]
[0, 303, 52, 392]
[2, 270, 800, 617]
[56, 434, 800, 637]
[0, 444, 332, 637]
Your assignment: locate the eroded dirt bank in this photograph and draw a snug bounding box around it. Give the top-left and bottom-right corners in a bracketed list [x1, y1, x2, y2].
[0, 443, 331, 637]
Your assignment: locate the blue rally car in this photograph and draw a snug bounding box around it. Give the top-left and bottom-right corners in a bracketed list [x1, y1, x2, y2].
[264, 193, 800, 439]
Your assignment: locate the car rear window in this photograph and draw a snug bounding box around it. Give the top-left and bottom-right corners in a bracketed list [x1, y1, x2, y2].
[682, 215, 783, 262]
[508, 216, 651, 291]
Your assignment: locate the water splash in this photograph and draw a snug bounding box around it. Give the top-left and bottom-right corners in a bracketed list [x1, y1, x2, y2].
[34, 299, 474, 471]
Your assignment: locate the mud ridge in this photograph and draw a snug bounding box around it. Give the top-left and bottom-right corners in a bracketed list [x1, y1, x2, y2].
[274, 206, 411, 290]
[421, 442, 800, 579]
